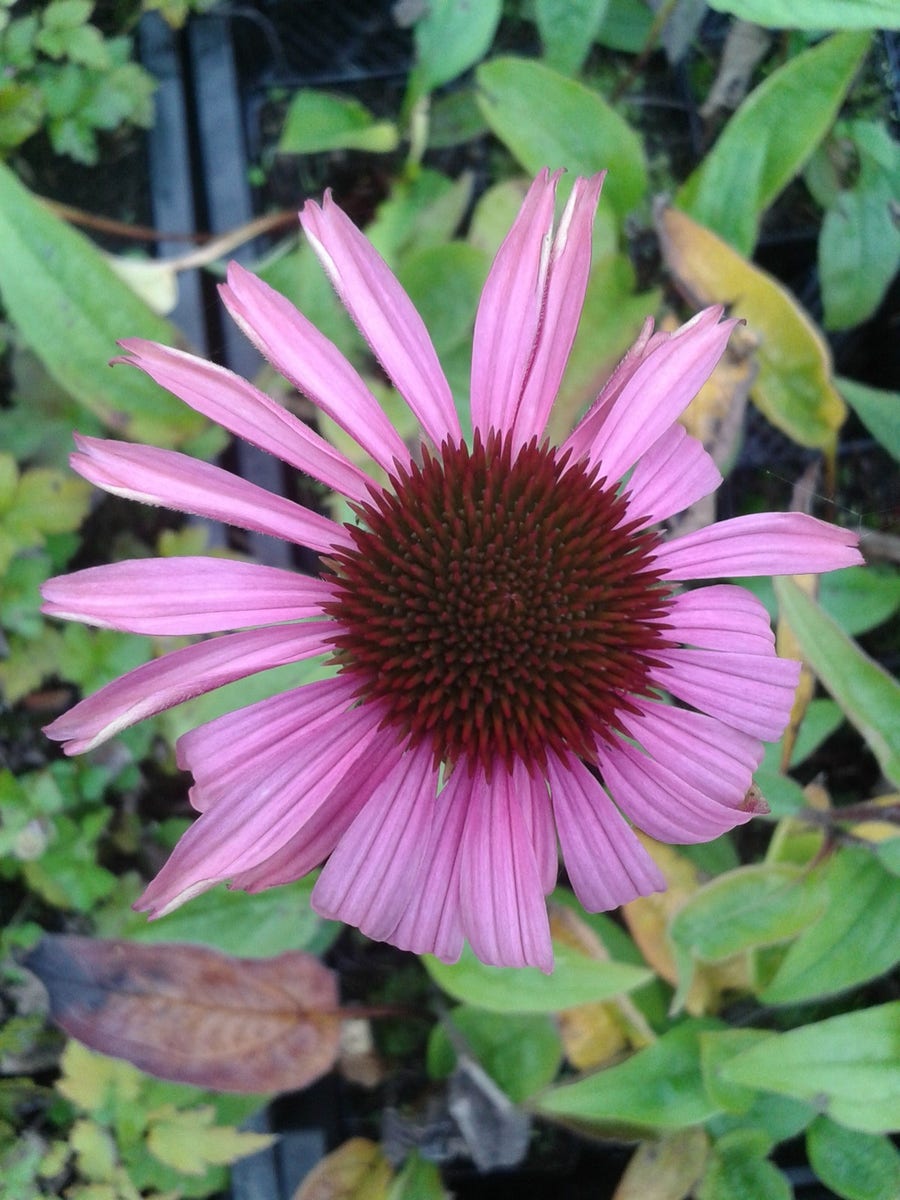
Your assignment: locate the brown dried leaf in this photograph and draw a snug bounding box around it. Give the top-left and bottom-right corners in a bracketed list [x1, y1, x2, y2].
[612, 1128, 709, 1200]
[25, 935, 341, 1094]
[292, 1137, 392, 1200]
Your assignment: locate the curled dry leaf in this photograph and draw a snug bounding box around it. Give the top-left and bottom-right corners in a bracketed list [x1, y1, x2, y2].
[25, 934, 341, 1094]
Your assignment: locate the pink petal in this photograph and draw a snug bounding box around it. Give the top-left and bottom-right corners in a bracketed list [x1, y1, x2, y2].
[458, 767, 553, 972]
[596, 738, 756, 844]
[565, 314, 657, 452]
[651, 648, 801, 741]
[71, 434, 352, 555]
[230, 736, 405, 891]
[312, 744, 438, 940]
[623, 423, 721, 528]
[220, 263, 408, 474]
[516, 762, 559, 894]
[654, 512, 863, 579]
[388, 767, 472, 964]
[565, 307, 737, 482]
[43, 623, 331, 755]
[471, 171, 604, 447]
[136, 686, 387, 915]
[116, 338, 373, 503]
[42, 558, 334, 634]
[661, 584, 775, 653]
[547, 752, 665, 911]
[300, 195, 461, 447]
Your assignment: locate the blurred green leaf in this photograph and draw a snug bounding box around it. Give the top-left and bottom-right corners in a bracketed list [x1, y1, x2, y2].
[389, 1153, 449, 1200]
[775, 577, 900, 786]
[425, 943, 651, 1013]
[0, 81, 44, 151]
[0, 162, 208, 448]
[788, 698, 844, 766]
[701, 1030, 815, 1142]
[536, 1020, 723, 1132]
[536, 0, 610, 75]
[807, 1116, 900, 1200]
[368, 169, 473, 263]
[760, 847, 900, 1005]
[595, 0, 656, 50]
[408, 0, 502, 102]
[839, 378, 900, 464]
[697, 1129, 791, 1200]
[719, 1002, 900, 1134]
[397, 242, 488, 357]
[678, 32, 871, 254]
[427, 1006, 562, 1102]
[820, 122, 900, 330]
[475, 56, 648, 222]
[278, 90, 398, 155]
[705, 0, 900, 28]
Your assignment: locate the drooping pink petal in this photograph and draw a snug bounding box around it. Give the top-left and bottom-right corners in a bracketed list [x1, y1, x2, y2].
[176, 674, 360, 810]
[71, 434, 352, 555]
[220, 263, 408, 473]
[516, 763, 558, 894]
[43, 623, 332, 755]
[312, 744, 438, 940]
[650, 648, 801, 741]
[654, 512, 863, 579]
[458, 767, 553, 972]
[565, 307, 737, 481]
[115, 339, 373, 503]
[300, 195, 461, 447]
[137, 685, 387, 915]
[565, 314, 658, 452]
[547, 752, 664, 911]
[620, 699, 764, 801]
[41, 558, 335, 635]
[388, 767, 471, 964]
[596, 737, 756, 845]
[230, 735, 405, 892]
[661, 584, 775, 653]
[623, 423, 722, 528]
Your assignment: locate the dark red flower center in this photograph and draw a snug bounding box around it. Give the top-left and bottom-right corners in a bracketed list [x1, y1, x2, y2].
[323, 430, 674, 775]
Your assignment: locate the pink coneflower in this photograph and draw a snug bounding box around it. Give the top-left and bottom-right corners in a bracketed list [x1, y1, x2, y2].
[43, 171, 861, 971]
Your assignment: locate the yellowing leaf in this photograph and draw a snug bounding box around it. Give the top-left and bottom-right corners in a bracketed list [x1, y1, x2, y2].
[56, 1040, 142, 1112]
[656, 204, 846, 448]
[293, 1137, 392, 1200]
[613, 1128, 709, 1200]
[776, 572, 819, 770]
[70, 1119, 119, 1184]
[146, 1104, 275, 1176]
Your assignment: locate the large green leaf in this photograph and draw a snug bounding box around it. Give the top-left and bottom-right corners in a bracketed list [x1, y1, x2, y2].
[775, 577, 900, 786]
[424, 943, 651, 1014]
[536, 1020, 723, 1132]
[717, 1003, 900, 1134]
[277, 90, 398, 155]
[760, 847, 900, 1005]
[475, 56, 647, 222]
[427, 1006, 562, 1102]
[677, 32, 871, 254]
[408, 0, 502, 101]
[806, 1116, 900, 1200]
[706, 0, 900, 28]
[0, 162, 209, 449]
[536, 0, 610, 75]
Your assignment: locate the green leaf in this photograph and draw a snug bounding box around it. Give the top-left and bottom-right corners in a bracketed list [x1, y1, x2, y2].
[146, 1104, 274, 1174]
[677, 32, 871, 254]
[820, 122, 900, 330]
[705, 0, 900, 28]
[397, 242, 488, 358]
[788, 698, 844, 766]
[670, 862, 827, 966]
[427, 1006, 562, 1102]
[389, 1153, 449, 1200]
[475, 56, 647, 222]
[0, 161, 208, 448]
[536, 1019, 723, 1133]
[536, 0, 610, 75]
[697, 1129, 791, 1200]
[839, 378, 900, 464]
[807, 1116, 900, 1200]
[717, 1002, 900, 1134]
[775, 577, 900, 786]
[702, 1030, 815, 1143]
[368, 169, 473, 262]
[0, 81, 44, 151]
[424, 942, 651, 1013]
[760, 847, 900, 1005]
[595, 0, 655, 51]
[277, 89, 398, 155]
[408, 0, 502, 101]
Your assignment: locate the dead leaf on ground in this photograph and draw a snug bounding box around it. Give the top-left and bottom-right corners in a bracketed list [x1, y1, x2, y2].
[25, 934, 341, 1094]
[612, 1127, 709, 1200]
[293, 1137, 392, 1200]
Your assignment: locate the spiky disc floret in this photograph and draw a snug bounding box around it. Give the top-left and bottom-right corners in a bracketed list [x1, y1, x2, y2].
[324, 430, 676, 774]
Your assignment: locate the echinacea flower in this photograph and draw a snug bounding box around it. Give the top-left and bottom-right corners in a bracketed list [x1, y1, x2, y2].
[43, 170, 862, 972]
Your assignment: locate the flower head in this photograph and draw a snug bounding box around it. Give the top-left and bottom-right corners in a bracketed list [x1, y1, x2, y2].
[43, 171, 862, 971]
